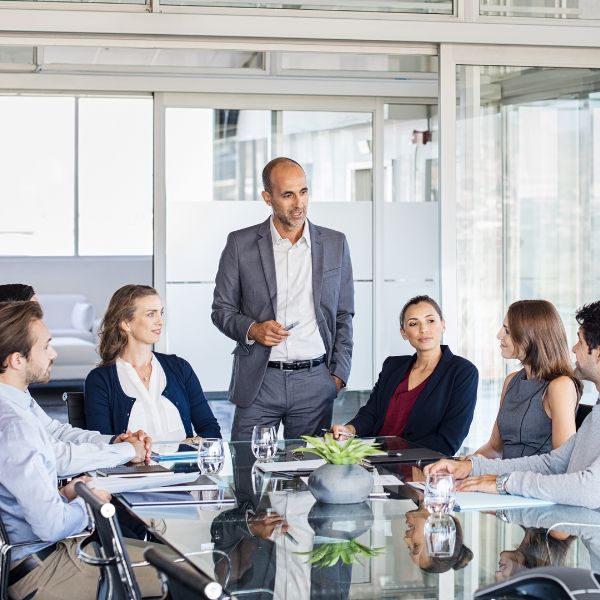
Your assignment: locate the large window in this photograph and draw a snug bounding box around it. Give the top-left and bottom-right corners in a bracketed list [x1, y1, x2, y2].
[0, 95, 153, 257]
[480, 0, 600, 19]
[456, 65, 600, 446]
[164, 105, 374, 392]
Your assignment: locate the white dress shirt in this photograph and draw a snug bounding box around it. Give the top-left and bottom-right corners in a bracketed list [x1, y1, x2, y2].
[268, 218, 326, 362]
[117, 355, 187, 442]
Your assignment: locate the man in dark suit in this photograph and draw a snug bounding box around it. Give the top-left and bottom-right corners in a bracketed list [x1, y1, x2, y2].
[212, 157, 354, 441]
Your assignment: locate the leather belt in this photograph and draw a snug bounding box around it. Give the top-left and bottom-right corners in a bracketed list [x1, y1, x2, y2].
[8, 543, 59, 587]
[267, 355, 326, 371]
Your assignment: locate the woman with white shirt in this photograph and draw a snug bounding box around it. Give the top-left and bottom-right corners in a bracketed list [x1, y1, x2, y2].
[84, 285, 221, 442]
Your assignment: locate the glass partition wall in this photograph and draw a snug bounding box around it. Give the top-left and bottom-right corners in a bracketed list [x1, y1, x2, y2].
[451, 54, 600, 447]
[157, 89, 440, 432]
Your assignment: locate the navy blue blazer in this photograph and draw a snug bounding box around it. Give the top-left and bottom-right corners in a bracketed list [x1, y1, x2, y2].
[84, 352, 221, 439]
[348, 345, 478, 455]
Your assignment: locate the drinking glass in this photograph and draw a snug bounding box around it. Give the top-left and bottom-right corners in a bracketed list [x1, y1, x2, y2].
[251, 426, 278, 462]
[197, 438, 225, 474]
[424, 514, 456, 558]
[424, 471, 455, 514]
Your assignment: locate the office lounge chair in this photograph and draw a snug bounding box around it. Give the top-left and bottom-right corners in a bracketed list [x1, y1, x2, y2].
[144, 547, 227, 600]
[75, 481, 146, 600]
[63, 391, 87, 429]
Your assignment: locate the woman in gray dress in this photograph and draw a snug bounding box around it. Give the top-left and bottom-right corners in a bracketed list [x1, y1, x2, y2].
[474, 300, 582, 459]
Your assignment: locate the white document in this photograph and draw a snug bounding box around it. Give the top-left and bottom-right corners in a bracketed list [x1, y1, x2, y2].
[255, 459, 325, 473]
[374, 473, 404, 486]
[88, 473, 199, 494]
[406, 482, 554, 511]
[453, 491, 554, 512]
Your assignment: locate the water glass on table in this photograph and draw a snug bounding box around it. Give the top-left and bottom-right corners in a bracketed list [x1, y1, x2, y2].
[197, 438, 225, 474]
[424, 471, 456, 514]
[251, 426, 278, 462]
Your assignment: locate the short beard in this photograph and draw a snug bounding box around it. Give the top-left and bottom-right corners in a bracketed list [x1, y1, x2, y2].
[25, 364, 51, 386]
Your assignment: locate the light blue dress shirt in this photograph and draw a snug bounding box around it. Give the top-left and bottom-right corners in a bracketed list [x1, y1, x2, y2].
[0, 382, 90, 562]
[30, 395, 134, 477]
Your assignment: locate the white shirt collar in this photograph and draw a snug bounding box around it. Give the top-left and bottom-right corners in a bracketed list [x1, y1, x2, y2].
[269, 216, 311, 248]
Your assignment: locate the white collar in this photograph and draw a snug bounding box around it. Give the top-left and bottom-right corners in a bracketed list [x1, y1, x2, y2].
[269, 216, 311, 248]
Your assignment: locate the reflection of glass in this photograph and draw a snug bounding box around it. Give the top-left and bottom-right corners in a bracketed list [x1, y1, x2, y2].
[424, 514, 456, 558]
[424, 472, 455, 514]
[251, 426, 278, 462]
[197, 438, 224, 474]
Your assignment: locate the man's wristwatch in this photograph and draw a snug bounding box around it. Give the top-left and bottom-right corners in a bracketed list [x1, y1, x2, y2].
[496, 473, 511, 495]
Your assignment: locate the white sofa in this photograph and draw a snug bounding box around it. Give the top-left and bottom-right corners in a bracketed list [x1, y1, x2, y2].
[37, 293, 97, 342]
[37, 294, 100, 383]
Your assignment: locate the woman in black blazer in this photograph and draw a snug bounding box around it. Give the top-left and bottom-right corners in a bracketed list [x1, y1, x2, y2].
[332, 295, 478, 455]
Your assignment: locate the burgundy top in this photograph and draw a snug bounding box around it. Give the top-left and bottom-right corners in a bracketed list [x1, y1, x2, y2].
[378, 370, 431, 437]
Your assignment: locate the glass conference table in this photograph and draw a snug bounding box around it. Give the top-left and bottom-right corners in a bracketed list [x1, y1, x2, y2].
[117, 439, 600, 599]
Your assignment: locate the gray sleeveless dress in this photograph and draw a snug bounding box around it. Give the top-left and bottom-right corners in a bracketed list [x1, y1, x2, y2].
[497, 369, 552, 458]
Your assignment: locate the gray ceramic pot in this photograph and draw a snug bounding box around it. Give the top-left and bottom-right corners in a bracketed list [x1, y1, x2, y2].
[308, 463, 373, 504]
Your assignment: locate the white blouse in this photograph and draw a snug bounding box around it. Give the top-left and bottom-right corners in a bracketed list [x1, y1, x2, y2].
[116, 355, 187, 442]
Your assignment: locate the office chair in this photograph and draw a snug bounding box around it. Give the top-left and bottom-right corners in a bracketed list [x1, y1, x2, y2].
[475, 566, 600, 600]
[576, 403, 593, 431]
[62, 391, 88, 429]
[144, 547, 228, 600]
[75, 481, 144, 600]
[0, 513, 59, 600]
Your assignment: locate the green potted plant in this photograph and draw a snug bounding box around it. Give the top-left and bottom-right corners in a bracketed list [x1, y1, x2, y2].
[292, 434, 385, 504]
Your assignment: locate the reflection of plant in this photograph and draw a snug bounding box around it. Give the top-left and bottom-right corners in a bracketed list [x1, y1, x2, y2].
[292, 434, 385, 465]
[298, 540, 385, 568]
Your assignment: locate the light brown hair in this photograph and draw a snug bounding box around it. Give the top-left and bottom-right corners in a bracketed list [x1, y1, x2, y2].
[0, 301, 43, 375]
[507, 299, 583, 396]
[98, 284, 158, 366]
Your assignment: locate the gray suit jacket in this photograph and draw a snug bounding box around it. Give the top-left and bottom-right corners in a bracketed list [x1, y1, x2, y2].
[212, 218, 354, 408]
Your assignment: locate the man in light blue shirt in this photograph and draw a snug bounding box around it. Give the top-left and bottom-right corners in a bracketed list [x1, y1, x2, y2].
[0, 283, 150, 476]
[0, 301, 157, 600]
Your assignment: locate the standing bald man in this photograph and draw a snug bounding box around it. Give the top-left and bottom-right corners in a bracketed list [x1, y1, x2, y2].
[212, 157, 354, 441]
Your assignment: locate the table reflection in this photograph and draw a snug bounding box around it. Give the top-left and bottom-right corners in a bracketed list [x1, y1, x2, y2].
[120, 440, 600, 599]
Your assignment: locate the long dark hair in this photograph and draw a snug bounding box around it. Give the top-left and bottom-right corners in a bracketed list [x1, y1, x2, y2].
[98, 284, 158, 366]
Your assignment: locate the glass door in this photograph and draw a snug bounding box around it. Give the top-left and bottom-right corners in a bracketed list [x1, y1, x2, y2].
[158, 96, 375, 404]
[440, 46, 600, 447]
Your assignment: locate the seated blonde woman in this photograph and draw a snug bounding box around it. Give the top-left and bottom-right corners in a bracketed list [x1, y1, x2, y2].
[85, 284, 221, 441]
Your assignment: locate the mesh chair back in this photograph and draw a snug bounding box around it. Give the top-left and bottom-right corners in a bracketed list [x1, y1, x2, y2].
[63, 392, 87, 429]
[75, 482, 142, 600]
[144, 547, 225, 600]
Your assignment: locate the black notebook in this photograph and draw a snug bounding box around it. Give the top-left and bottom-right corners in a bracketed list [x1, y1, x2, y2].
[96, 464, 173, 477]
[364, 447, 445, 465]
